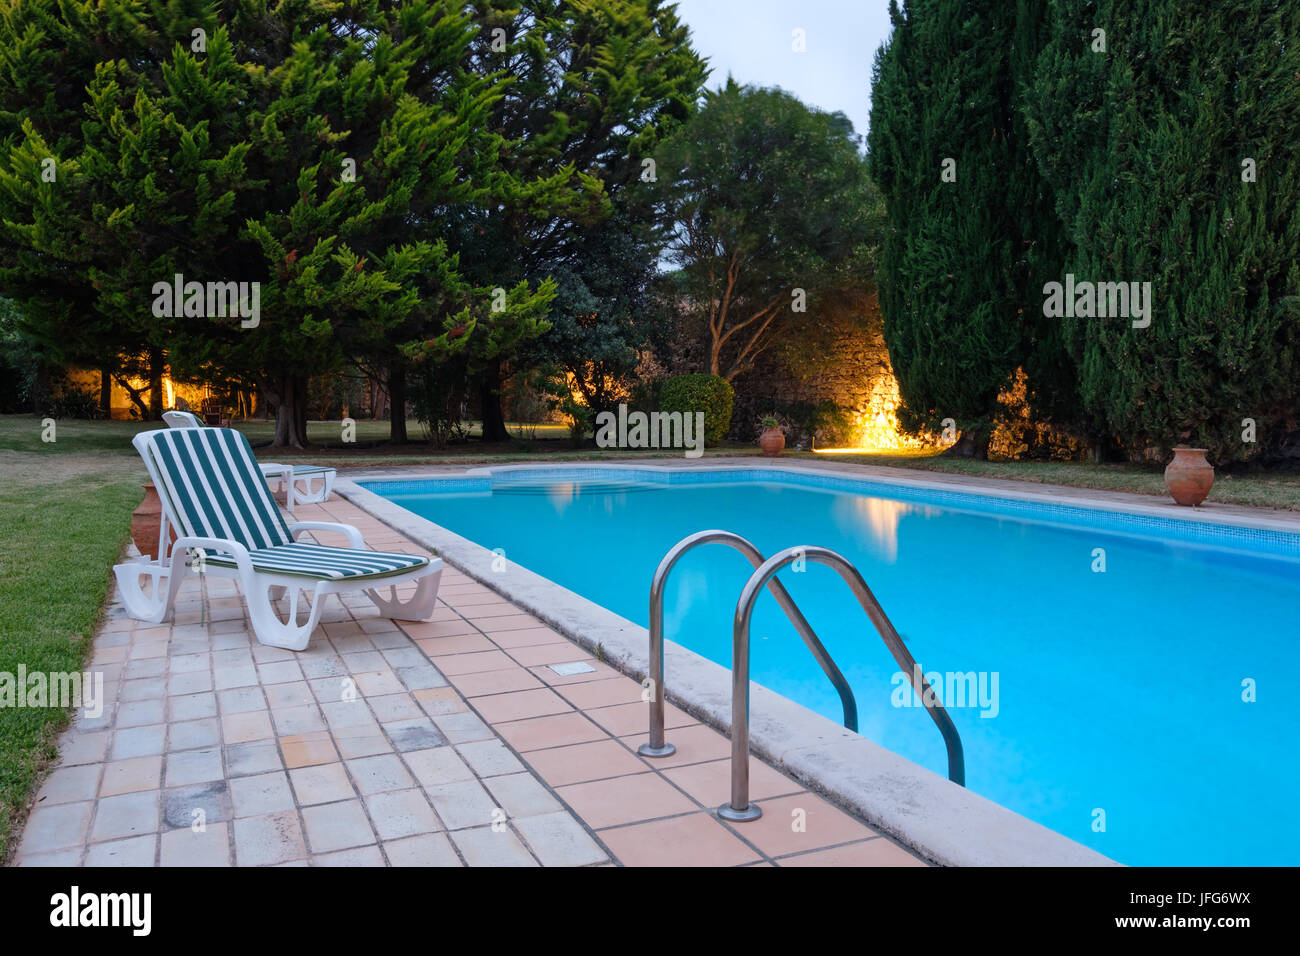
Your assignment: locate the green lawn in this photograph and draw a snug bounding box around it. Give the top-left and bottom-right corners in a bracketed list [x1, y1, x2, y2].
[0, 418, 145, 860]
[1, 412, 1297, 859]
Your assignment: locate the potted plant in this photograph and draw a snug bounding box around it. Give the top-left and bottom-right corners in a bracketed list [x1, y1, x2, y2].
[131, 484, 176, 560]
[757, 414, 786, 457]
[1164, 446, 1215, 506]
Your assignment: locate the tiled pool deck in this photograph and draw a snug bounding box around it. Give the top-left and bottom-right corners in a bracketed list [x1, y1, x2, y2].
[12, 493, 923, 867]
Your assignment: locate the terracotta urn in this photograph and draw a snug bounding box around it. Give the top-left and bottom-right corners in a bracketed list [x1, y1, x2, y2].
[131, 483, 176, 560]
[759, 427, 786, 457]
[1164, 447, 1214, 507]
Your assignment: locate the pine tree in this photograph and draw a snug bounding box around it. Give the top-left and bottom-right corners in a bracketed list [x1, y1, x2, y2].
[446, 0, 708, 438]
[1026, 0, 1300, 463]
[0, 0, 565, 446]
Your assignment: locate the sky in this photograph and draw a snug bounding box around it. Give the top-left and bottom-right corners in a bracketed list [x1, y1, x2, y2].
[672, 0, 895, 142]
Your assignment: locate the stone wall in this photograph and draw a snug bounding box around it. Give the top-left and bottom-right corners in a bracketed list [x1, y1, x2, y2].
[727, 289, 925, 449]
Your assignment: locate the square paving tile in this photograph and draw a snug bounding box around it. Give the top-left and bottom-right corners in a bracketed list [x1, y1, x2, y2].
[301, 799, 375, 853]
[424, 779, 498, 830]
[57, 731, 110, 766]
[556, 772, 697, 829]
[168, 718, 221, 752]
[221, 710, 274, 744]
[449, 825, 537, 867]
[263, 682, 314, 709]
[364, 788, 441, 841]
[111, 724, 167, 760]
[233, 811, 307, 866]
[162, 781, 232, 829]
[20, 801, 93, 852]
[384, 718, 448, 752]
[165, 748, 224, 788]
[230, 771, 297, 817]
[159, 822, 233, 866]
[524, 739, 647, 787]
[384, 832, 462, 867]
[117, 699, 166, 729]
[403, 747, 475, 788]
[279, 731, 339, 769]
[513, 811, 607, 866]
[347, 754, 415, 795]
[484, 772, 562, 819]
[289, 763, 356, 806]
[217, 686, 267, 715]
[455, 740, 524, 778]
[35, 764, 101, 805]
[598, 812, 761, 867]
[226, 740, 284, 777]
[272, 705, 328, 736]
[100, 756, 163, 797]
[91, 791, 159, 843]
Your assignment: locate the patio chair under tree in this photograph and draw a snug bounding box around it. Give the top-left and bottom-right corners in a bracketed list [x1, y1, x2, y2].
[113, 426, 442, 651]
[161, 410, 336, 512]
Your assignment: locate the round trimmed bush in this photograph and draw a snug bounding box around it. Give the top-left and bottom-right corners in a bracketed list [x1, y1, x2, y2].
[659, 373, 734, 445]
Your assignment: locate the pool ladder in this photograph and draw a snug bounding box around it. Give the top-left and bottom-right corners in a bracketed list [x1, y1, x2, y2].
[640, 530, 965, 822]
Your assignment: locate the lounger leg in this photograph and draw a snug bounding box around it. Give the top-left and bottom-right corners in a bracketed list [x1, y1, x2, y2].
[366, 568, 442, 622]
[112, 551, 190, 623]
[245, 580, 326, 652]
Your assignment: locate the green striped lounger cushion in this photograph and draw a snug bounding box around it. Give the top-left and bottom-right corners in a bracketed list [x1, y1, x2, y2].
[145, 427, 427, 580]
[203, 542, 429, 580]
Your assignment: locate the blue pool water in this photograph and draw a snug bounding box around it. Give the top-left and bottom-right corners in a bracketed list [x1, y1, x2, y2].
[364, 469, 1300, 866]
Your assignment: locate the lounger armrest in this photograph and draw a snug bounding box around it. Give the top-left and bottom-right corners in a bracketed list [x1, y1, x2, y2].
[173, 536, 254, 575]
[289, 521, 365, 549]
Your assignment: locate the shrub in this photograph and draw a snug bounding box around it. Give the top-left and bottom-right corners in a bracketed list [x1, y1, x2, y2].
[40, 384, 103, 420]
[660, 373, 733, 445]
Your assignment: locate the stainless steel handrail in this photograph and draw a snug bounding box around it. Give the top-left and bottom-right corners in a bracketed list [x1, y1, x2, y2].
[719, 545, 966, 823]
[639, 530, 858, 758]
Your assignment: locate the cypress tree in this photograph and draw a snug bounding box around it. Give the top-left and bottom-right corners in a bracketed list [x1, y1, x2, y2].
[1027, 0, 1300, 463]
[868, 0, 1071, 457]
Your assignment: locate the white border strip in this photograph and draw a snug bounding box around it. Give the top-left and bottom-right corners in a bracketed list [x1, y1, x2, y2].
[338, 463, 1133, 866]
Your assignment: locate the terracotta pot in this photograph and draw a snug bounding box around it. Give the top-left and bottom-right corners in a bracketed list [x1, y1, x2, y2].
[131, 483, 176, 560]
[759, 427, 785, 457]
[1164, 447, 1214, 506]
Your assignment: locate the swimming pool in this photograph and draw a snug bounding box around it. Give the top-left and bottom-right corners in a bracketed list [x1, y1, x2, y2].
[361, 467, 1300, 866]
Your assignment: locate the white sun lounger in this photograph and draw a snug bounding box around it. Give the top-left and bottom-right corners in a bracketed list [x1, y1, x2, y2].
[113, 426, 441, 650]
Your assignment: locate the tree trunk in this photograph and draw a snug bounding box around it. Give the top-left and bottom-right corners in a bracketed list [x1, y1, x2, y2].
[389, 363, 408, 444]
[479, 360, 509, 442]
[270, 374, 310, 448]
[148, 347, 164, 419]
[99, 368, 112, 419]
